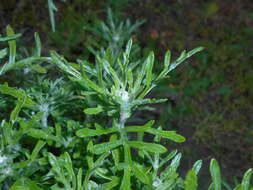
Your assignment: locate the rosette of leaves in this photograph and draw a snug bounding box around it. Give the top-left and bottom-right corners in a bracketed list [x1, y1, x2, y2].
[50, 38, 204, 189]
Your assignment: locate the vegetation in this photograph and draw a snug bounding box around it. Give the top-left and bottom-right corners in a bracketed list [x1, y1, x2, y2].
[0, 0, 252, 189]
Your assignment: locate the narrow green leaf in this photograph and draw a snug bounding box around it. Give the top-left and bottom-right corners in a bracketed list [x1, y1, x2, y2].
[48, 0, 58, 32]
[10, 178, 43, 190]
[110, 134, 120, 167]
[241, 168, 253, 190]
[159, 150, 178, 167]
[76, 128, 117, 138]
[92, 140, 122, 155]
[0, 33, 21, 42]
[128, 141, 167, 153]
[30, 140, 46, 161]
[84, 106, 103, 115]
[132, 98, 167, 107]
[10, 93, 26, 122]
[101, 176, 120, 190]
[34, 32, 41, 56]
[0, 83, 35, 106]
[146, 128, 185, 142]
[120, 168, 131, 190]
[77, 168, 83, 190]
[145, 51, 154, 88]
[186, 47, 204, 58]
[185, 170, 198, 190]
[192, 160, 202, 175]
[0, 48, 7, 59]
[7, 25, 16, 67]
[125, 120, 154, 132]
[132, 162, 151, 185]
[210, 159, 221, 190]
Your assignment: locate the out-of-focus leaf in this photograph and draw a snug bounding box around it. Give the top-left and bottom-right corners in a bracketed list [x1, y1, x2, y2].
[120, 168, 131, 190]
[84, 106, 103, 115]
[92, 140, 122, 155]
[76, 128, 117, 138]
[184, 170, 198, 190]
[128, 141, 167, 153]
[192, 160, 202, 175]
[210, 159, 221, 190]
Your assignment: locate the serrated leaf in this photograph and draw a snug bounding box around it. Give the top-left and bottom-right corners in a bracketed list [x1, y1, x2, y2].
[185, 170, 198, 190]
[84, 106, 103, 115]
[128, 141, 167, 153]
[210, 159, 221, 190]
[93, 140, 122, 155]
[76, 128, 117, 138]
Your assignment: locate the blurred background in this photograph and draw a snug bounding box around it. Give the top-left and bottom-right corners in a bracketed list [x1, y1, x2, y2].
[1, 0, 253, 186]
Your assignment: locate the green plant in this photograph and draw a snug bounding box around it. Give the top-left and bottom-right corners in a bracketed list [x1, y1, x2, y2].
[0, 15, 252, 190]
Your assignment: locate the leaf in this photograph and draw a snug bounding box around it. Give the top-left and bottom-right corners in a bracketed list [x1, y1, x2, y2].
[10, 178, 44, 190]
[50, 51, 82, 80]
[161, 153, 182, 180]
[34, 32, 41, 56]
[101, 177, 120, 190]
[48, 0, 58, 32]
[146, 128, 185, 142]
[125, 120, 154, 132]
[92, 140, 122, 155]
[210, 159, 221, 190]
[159, 150, 178, 167]
[76, 128, 117, 138]
[128, 141, 167, 153]
[184, 170, 198, 190]
[132, 162, 151, 185]
[186, 47, 204, 58]
[30, 140, 46, 161]
[0, 48, 7, 59]
[156, 49, 171, 80]
[241, 168, 253, 190]
[0, 83, 35, 106]
[28, 129, 56, 141]
[84, 106, 103, 115]
[7, 25, 16, 67]
[192, 160, 202, 175]
[132, 98, 167, 107]
[110, 134, 120, 167]
[120, 168, 131, 190]
[144, 51, 154, 88]
[0, 32, 21, 42]
[10, 93, 26, 122]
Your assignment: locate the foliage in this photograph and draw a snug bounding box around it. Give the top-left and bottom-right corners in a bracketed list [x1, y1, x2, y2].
[0, 5, 252, 190]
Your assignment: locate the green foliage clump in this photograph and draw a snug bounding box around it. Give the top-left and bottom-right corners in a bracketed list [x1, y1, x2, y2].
[0, 9, 252, 190]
